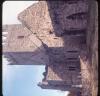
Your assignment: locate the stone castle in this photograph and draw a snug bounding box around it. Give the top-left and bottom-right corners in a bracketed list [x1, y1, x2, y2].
[2, 0, 98, 96]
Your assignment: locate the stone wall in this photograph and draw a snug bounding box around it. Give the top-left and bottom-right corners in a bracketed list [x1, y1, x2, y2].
[38, 80, 81, 91]
[46, 0, 88, 36]
[80, 0, 98, 96]
[46, 63, 81, 86]
[86, 0, 98, 96]
[3, 0, 97, 94]
[2, 24, 49, 65]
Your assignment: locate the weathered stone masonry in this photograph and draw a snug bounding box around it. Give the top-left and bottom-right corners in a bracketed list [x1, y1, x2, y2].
[2, 0, 98, 96]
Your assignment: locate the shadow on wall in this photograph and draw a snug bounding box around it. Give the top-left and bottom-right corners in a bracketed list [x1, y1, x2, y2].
[3, 44, 49, 65]
[45, 0, 88, 83]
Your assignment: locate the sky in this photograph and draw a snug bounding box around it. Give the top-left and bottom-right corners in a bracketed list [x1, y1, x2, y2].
[2, 1, 69, 96]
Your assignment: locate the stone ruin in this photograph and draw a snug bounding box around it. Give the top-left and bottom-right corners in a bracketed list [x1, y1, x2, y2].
[3, 0, 97, 96]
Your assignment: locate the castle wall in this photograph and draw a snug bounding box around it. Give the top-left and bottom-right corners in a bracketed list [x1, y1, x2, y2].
[2, 24, 49, 65]
[38, 81, 81, 91]
[3, 1, 96, 94]
[46, 63, 81, 86]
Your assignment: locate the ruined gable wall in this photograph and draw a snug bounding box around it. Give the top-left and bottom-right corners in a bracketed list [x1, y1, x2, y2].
[2, 24, 49, 65]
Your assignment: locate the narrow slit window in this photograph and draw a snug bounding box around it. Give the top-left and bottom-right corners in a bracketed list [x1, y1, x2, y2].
[67, 12, 87, 20]
[66, 1, 78, 4]
[67, 50, 78, 53]
[69, 66, 76, 71]
[17, 36, 24, 39]
[62, 29, 86, 36]
[67, 58, 77, 60]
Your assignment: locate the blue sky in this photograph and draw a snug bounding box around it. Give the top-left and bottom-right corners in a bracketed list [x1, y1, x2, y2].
[3, 60, 66, 96]
[2, 1, 69, 96]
